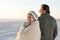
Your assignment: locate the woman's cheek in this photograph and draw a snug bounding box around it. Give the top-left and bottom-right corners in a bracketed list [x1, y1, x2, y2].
[31, 18, 34, 21]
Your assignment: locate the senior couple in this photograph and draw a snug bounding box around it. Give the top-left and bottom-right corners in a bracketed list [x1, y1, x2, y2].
[15, 4, 58, 40]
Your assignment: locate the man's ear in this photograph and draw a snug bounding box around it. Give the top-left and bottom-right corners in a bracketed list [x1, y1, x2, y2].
[43, 10, 46, 13]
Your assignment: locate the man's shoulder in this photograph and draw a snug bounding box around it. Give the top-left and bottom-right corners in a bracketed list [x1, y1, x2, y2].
[38, 16, 47, 20]
[48, 15, 56, 21]
[38, 15, 56, 21]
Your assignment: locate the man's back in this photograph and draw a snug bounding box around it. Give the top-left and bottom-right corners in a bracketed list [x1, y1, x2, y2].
[38, 14, 58, 40]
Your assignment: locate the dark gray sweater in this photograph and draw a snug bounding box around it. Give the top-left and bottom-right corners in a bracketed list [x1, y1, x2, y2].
[38, 13, 58, 40]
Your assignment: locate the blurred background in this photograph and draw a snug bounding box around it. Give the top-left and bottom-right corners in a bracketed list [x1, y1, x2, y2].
[0, 0, 60, 40]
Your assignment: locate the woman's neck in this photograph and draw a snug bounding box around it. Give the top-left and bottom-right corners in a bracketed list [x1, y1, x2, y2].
[28, 20, 36, 23]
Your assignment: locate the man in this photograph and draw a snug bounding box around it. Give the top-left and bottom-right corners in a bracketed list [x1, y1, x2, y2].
[38, 4, 58, 40]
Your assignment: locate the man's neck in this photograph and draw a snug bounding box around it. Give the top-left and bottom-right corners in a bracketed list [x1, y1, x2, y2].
[41, 13, 49, 16]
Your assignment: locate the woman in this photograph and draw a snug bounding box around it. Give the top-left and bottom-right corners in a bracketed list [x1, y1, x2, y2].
[15, 11, 41, 40]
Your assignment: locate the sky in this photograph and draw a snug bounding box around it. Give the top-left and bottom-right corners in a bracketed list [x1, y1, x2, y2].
[0, 0, 60, 19]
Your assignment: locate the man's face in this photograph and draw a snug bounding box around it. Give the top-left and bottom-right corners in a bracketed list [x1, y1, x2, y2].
[39, 6, 44, 16]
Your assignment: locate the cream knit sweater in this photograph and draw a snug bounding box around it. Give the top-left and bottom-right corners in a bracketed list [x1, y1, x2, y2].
[15, 21, 41, 40]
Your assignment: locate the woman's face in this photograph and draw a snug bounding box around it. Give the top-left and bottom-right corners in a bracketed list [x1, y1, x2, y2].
[27, 13, 34, 23]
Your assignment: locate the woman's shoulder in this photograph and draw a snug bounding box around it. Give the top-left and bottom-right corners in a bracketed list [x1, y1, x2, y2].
[31, 20, 39, 25]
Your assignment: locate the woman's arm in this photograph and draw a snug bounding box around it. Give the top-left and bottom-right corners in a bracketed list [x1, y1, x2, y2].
[15, 24, 25, 40]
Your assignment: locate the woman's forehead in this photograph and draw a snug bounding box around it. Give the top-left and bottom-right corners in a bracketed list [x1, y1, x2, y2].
[27, 13, 33, 16]
[27, 13, 33, 17]
[27, 14, 32, 17]
[28, 13, 32, 15]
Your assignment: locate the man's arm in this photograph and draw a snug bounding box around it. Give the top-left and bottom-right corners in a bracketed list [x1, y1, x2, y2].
[53, 24, 58, 39]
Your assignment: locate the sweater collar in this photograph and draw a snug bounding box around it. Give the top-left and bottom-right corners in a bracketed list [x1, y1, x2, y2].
[41, 13, 50, 16]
